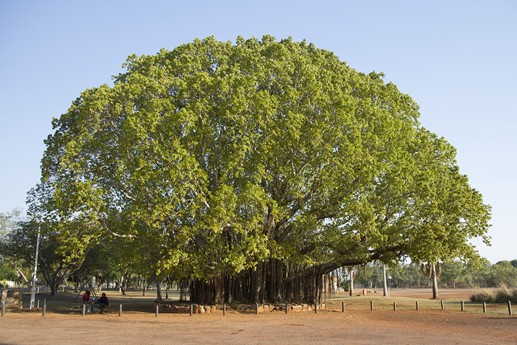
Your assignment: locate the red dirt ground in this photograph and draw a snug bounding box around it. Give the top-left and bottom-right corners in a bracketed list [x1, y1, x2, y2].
[0, 288, 515, 345]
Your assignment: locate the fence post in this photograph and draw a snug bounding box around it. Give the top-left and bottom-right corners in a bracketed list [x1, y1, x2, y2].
[223, 303, 226, 316]
[416, 301, 419, 311]
[285, 303, 288, 314]
[42, 299, 46, 317]
[393, 302, 396, 311]
[82, 303, 86, 316]
[119, 304, 122, 317]
[370, 301, 373, 311]
[483, 302, 487, 314]
[342, 301, 345, 313]
[1, 301, 5, 316]
[461, 301, 464, 312]
[37, 299, 40, 309]
[190, 304, 193, 316]
[508, 301, 513, 316]
[441, 299, 444, 310]
[155, 303, 159, 317]
[256, 303, 259, 315]
[314, 303, 318, 314]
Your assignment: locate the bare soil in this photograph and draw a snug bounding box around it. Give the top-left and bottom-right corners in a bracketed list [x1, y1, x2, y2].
[0, 288, 515, 345]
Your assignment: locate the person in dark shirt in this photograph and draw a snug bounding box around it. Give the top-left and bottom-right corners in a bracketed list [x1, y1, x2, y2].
[96, 292, 109, 313]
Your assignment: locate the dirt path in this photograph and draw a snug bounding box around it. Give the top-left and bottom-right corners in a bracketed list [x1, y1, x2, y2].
[1, 308, 516, 344]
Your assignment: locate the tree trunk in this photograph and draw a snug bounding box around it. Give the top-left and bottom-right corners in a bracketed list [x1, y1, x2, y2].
[155, 279, 162, 301]
[119, 275, 128, 295]
[188, 260, 353, 304]
[214, 276, 224, 304]
[349, 267, 354, 297]
[431, 262, 439, 300]
[382, 263, 389, 297]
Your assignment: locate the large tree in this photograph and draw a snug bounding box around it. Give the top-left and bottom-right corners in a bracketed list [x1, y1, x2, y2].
[32, 36, 491, 304]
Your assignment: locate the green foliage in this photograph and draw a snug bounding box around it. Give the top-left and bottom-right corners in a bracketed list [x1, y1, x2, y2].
[351, 257, 517, 290]
[0, 209, 23, 238]
[490, 261, 517, 287]
[354, 262, 384, 288]
[31, 36, 491, 299]
[1, 219, 84, 294]
[0, 261, 17, 282]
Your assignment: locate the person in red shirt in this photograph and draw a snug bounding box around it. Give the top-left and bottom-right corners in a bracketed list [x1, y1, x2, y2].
[82, 290, 92, 313]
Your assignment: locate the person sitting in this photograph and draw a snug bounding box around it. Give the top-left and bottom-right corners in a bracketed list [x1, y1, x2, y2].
[95, 292, 109, 313]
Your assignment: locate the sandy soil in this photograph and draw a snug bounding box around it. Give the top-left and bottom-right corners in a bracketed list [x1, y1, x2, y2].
[0, 289, 515, 345]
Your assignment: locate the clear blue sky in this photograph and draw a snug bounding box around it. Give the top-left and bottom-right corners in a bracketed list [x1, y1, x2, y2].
[1, 0, 515, 263]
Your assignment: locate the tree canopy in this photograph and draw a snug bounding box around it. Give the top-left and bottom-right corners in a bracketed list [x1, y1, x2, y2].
[31, 36, 491, 304]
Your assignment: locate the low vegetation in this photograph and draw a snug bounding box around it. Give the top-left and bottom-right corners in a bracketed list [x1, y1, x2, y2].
[470, 286, 517, 303]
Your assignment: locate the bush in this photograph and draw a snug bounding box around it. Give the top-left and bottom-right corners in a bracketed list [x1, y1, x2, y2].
[494, 286, 511, 303]
[471, 286, 517, 303]
[470, 289, 494, 303]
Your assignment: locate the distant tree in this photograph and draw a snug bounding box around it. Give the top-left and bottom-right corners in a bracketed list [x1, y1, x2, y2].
[464, 257, 493, 287]
[0, 210, 31, 285]
[491, 261, 517, 287]
[440, 261, 466, 288]
[355, 262, 383, 289]
[2, 220, 85, 295]
[0, 209, 23, 238]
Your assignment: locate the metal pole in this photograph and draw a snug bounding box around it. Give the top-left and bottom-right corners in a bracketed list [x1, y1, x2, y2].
[30, 223, 41, 310]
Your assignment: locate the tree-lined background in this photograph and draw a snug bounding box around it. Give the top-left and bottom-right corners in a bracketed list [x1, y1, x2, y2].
[0, 37, 492, 304]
